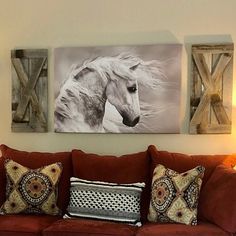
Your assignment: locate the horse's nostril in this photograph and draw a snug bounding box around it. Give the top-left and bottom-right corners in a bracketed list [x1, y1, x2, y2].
[133, 116, 140, 126]
[123, 116, 140, 127]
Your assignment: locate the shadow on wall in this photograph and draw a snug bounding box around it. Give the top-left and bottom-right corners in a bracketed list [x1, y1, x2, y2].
[57, 30, 181, 47]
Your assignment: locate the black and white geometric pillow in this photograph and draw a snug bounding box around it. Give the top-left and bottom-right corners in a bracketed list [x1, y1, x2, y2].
[64, 177, 145, 226]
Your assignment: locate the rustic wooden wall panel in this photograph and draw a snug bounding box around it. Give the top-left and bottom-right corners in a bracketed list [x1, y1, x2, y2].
[190, 44, 234, 134]
[11, 49, 48, 132]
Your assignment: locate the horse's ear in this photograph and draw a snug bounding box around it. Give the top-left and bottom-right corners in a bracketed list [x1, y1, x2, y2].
[130, 63, 140, 71]
[74, 67, 95, 79]
[83, 67, 95, 73]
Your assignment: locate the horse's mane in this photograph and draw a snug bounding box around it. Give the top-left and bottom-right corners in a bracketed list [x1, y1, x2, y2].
[116, 53, 167, 88]
[66, 53, 166, 89]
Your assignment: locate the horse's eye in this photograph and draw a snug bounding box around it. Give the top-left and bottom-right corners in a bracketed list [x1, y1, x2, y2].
[73, 75, 79, 81]
[127, 86, 137, 93]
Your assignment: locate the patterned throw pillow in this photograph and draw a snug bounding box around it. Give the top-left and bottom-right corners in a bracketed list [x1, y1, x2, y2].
[64, 177, 145, 226]
[0, 159, 62, 215]
[148, 164, 205, 225]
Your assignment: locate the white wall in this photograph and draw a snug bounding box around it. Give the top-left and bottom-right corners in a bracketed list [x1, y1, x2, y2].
[1, 0, 236, 155]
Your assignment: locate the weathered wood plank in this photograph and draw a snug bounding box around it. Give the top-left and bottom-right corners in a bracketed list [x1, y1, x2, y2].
[192, 53, 213, 91]
[212, 53, 232, 87]
[211, 94, 230, 124]
[11, 49, 48, 59]
[190, 63, 202, 119]
[11, 122, 47, 132]
[190, 92, 211, 125]
[197, 124, 231, 134]
[200, 53, 211, 128]
[210, 53, 220, 125]
[192, 44, 234, 54]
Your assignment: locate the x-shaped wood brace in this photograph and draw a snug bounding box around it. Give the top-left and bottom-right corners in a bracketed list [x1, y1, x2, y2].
[12, 58, 47, 127]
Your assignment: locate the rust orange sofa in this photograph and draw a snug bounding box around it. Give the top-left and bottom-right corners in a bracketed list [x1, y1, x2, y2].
[0, 144, 236, 236]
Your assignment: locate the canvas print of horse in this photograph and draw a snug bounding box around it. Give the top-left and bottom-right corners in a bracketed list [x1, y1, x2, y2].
[54, 45, 182, 133]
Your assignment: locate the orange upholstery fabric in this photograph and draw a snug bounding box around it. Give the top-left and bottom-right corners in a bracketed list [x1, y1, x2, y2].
[43, 218, 137, 236]
[0, 215, 59, 236]
[136, 221, 231, 236]
[0, 145, 72, 214]
[199, 165, 236, 233]
[0, 158, 5, 208]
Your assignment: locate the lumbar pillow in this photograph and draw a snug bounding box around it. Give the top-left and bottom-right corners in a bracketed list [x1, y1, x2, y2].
[64, 177, 145, 226]
[0, 159, 62, 215]
[148, 164, 205, 225]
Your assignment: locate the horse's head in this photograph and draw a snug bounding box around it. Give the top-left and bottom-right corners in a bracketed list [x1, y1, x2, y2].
[105, 63, 140, 127]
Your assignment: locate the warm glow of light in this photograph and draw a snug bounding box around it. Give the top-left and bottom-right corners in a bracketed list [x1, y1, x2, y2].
[222, 155, 236, 168]
[232, 93, 236, 107]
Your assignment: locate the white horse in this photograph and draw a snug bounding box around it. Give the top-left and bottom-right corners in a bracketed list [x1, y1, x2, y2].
[54, 54, 164, 132]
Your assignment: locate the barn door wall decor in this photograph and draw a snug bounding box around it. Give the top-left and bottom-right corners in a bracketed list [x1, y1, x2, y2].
[190, 44, 234, 134]
[11, 49, 48, 132]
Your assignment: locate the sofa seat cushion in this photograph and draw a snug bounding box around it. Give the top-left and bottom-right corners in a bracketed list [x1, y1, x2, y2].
[0, 145, 72, 213]
[136, 222, 231, 236]
[43, 218, 137, 236]
[0, 215, 60, 236]
[71, 149, 151, 222]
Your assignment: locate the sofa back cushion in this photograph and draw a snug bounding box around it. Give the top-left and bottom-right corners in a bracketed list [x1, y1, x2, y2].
[148, 145, 236, 187]
[0, 158, 5, 207]
[199, 165, 236, 233]
[0, 144, 72, 213]
[71, 149, 151, 222]
[148, 145, 236, 220]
